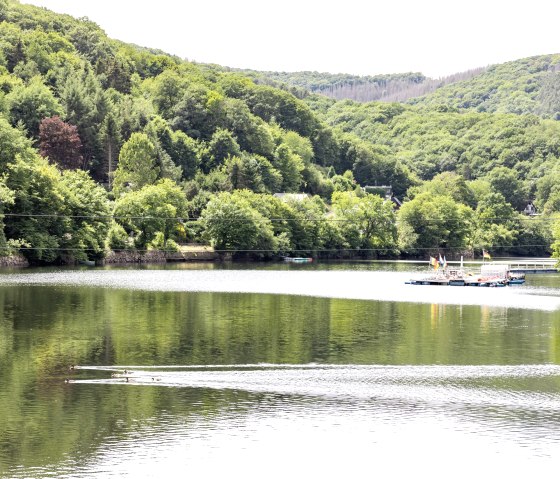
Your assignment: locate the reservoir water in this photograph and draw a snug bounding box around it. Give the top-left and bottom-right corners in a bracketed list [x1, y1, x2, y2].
[1, 262, 560, 478]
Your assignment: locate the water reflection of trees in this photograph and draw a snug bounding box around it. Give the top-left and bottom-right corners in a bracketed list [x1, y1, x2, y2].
[1, 285, 559, 471]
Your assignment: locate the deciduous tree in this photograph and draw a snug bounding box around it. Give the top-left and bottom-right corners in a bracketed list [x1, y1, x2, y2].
[39, 116, 84, 170]
[112, 132, 160, 196]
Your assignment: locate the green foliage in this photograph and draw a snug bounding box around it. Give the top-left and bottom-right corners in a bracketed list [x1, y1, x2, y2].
[3, 155, 66, 263]
[106, 221, 131, 251]
[113, 132, 159, 196]
[6, 76, 62, 137]
[113, 179, 187, 248]
[281, 130, 314, 163]
[318, 99, 560, 193]
[398, 192, 472, 252]
[301, 163, 333, 199]
[240, 70, 427, 102]
[485, 166, 526, 211]
[58, 66, 110, 173]
[330, 170, 357, 193]
[412, 54, 560, 116]
[200, 191, 277, 257]
[274, 144, 304, 192]
[244, 85, 318, 137]
[537, 72, 560, 118]
[551, 215, 560, 265]
[225, 153, 280, 193]
[332, 191, 397, 256]
[205, 128, 241, 172]
[0, 115, 36, 169]
[168, 129, 200, 179]
[143, 69, 189, 119]
[148, 231, 179, 252]
[58, 169, 110, 260]
[171, 84, 225, 139]
[510, 217, 551, 257]
[409, 172, 476, 207]
[223, 98, 275, 158]
[0, 174, 14, 255]
[467, 192, 518, 250]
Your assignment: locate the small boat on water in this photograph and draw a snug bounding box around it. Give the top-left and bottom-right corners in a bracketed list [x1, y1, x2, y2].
[407, 261, 525, 287]
[283, 257, 313, 263]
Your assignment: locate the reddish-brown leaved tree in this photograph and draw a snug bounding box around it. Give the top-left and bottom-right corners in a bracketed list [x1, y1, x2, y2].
[39, 116, 84, 170]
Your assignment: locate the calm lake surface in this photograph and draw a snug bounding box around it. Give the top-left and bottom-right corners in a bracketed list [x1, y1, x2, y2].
[2, 261, 560, 478]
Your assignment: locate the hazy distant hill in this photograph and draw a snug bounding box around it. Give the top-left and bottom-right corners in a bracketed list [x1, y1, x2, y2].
[411, 54, 560, 117]
[245, 55, 560, 119]
[239, 68, 487, 103]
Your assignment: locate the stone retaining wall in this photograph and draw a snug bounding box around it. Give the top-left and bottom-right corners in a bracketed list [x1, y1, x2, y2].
[0, 255, 29, 268]
[102, 250, 167, 264]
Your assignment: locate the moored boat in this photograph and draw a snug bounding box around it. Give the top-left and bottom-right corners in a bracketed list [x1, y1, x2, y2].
[407, 260, 524, 287]
[283, 257, 313, 263]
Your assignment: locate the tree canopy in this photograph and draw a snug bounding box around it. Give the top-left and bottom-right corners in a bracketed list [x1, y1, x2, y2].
[0, 0, 557, 263]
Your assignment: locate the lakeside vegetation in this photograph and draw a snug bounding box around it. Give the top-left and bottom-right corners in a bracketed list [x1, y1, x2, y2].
[0, 0, 559, 264]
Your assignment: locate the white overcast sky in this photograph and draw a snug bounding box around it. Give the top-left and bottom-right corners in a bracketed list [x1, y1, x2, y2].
[22, 0, 560, 78]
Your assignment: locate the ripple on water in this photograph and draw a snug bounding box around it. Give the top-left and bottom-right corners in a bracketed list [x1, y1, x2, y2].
[47, 363, 560, 478]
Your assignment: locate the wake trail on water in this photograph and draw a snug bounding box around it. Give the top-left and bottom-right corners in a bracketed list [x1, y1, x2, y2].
[70, 364, 560, 412]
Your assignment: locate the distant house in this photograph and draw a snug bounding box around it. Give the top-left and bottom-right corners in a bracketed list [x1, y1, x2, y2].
[363, 185, 401, 209]
[523, 203, 538, 216]
[273, 193, 310, 202]
[363, 185, 392, 200]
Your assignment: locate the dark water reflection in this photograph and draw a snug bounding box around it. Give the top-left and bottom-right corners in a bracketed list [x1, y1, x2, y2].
[1, 264, 560, 477]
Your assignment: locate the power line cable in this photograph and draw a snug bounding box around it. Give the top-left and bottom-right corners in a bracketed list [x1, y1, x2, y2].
[0, 244, 554, 253]
[1, 212, 558, 223]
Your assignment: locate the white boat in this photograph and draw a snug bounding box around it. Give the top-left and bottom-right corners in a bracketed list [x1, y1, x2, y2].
[283, 257, 313, 263]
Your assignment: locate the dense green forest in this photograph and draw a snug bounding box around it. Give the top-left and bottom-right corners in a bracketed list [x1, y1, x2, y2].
[0, 0, 559, 264]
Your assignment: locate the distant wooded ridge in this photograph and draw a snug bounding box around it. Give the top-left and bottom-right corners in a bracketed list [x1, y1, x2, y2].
[232, 68, 487, 103]
[234, 54, 560, 117]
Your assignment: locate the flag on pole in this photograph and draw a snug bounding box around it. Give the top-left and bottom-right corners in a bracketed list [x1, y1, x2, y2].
[429, 256, 439, 270]
[443, 256, 447, 269]
[483, 250, 491, 260]
[439, 254, 444, 267]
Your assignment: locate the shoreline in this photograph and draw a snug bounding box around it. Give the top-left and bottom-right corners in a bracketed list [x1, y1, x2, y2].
[0, 255, 29, 268]
[1, 249, 556, 269]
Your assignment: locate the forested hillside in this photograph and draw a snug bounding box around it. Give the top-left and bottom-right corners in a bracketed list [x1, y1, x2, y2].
[249, 55, 560, 118]
[411, 54, 560, 117]
[239, 68, 486, 103]
[0, 0, 559, 264]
